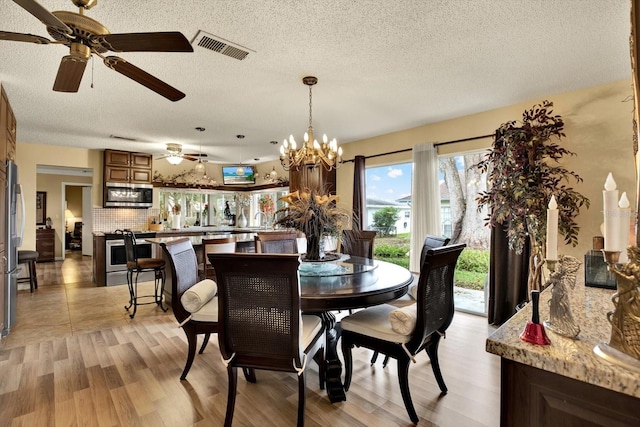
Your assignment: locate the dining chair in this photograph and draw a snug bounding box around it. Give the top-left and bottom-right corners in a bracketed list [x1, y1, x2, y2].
[198, 236, 236, 281]
[122, 230, 167, 319]
[255, 231, 298, 254]
[209, 252, 326, 427]
[340, 229, 377, 259]
[341, 243, 466, 424]
[371, 234, 452, 366]
[161, 238, 219, 380]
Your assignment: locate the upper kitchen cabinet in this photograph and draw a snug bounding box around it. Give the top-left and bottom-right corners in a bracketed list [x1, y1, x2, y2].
[0, 85, 16, 166]
[103, 149, 152, 184]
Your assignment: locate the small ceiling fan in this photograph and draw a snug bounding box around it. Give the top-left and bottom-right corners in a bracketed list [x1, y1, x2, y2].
[0, 0, 193, 101]
[156, 143, 208, 164]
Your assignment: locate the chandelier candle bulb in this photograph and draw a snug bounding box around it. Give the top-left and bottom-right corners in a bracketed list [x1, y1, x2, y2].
[546, 195, 559, 261]
[603, 172, 620, 251]
[618, 192, 631, 263]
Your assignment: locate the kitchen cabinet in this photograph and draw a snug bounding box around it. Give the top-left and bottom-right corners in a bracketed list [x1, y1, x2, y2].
[36, 229, 56, 262]
[104, 149, 153, 184]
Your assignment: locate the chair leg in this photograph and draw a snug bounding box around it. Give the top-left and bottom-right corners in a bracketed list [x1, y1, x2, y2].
[155, 268, 168, 312]
[313, 346, 325, 390]
[426, 335, 448, 394]
[124, 270, 134, 311]
[370, 350, 379, 365]
[129, 271, 140, 319]
[32, 260, 38, 290]
[199, 333, 210, 354]
[224, 366, 238, 427]
[242, 368, 257, 383]
[180, 324, 198, 380]
[397, 357, 419, 424]
[341, 336, 354, 391]
[297, 369, 306, 427]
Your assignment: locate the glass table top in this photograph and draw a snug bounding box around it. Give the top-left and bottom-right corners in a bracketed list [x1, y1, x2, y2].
[298, 254, 378, 277]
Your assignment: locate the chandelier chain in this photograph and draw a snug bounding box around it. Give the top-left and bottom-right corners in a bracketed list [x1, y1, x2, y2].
[308, 85, 313, 130]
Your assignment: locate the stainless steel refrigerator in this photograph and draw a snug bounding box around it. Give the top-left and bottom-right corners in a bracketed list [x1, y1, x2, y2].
[2, 160, 24, 337]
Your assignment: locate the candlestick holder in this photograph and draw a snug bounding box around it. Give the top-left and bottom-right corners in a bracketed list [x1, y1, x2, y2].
[594, 246, 640, 373]
[544, 255, 581, 339]
[601, 249, 622, 280]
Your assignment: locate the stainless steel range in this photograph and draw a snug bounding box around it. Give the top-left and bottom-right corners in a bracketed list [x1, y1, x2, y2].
[105, 231, 157, 286]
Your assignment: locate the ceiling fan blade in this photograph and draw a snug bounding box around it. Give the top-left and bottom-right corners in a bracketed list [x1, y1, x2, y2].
[97, 32, 193, 53]
[0, 30, 50, 44]
[104, 56, 186, 101]
[184, 153, 208, 157]
[13, 0, 72, 35]
[53, 55, 87, 93]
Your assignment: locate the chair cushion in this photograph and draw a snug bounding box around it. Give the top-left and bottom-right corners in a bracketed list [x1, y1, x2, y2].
[129, 258, 165, 270]
[388, 294, 415, 308]
[190, 296, 218, 322]
[181, 279, 218, 313]
[341, 304, 412, 343]
[301, 314, 323, 349]
[388, 304, 417, 335]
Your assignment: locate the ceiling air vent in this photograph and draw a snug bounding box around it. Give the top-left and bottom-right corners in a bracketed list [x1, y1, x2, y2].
[192, 30, 254, 61]
[109, 134, 137, 142]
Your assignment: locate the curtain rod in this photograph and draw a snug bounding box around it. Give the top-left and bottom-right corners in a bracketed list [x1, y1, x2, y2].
[341, 133, 494, 163]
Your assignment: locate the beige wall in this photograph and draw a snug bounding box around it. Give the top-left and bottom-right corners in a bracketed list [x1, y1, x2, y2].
[15, 144, 102, 253]
[337, 79, 636, 261]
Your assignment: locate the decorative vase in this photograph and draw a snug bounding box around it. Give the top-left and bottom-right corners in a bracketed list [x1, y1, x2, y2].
[238, 209, 248, 228]
[306, 234, 326, 261]
[171, 214, 181, 230]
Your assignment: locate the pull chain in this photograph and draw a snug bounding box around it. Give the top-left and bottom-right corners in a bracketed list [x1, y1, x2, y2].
[91, 55, 94, 89]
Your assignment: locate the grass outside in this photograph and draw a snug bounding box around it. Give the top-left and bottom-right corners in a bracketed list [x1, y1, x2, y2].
[374, 233, 488, 290]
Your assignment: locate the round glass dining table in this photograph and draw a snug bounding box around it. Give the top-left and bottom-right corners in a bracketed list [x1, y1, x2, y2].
[299, 254, 413, 402]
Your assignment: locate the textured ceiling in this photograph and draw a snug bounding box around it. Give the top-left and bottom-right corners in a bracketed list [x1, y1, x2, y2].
[0, 0, 632, 165]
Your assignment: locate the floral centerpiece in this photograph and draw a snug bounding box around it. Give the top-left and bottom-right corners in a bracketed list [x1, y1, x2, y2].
[275, 189, 351, 260]
[259, 194, 275, 215]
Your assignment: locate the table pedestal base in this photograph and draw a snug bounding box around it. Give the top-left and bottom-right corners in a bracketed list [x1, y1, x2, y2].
[319, 312, 346, 402]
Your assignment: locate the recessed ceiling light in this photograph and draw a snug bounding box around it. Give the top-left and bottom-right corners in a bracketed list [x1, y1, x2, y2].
[195, 127, 205, 132]
[236, 134, 245, 139]
[269, 140, 278, 145]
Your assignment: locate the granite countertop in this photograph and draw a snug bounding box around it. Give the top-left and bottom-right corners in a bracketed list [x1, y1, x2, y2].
[144, 233, 257, 245]
[486, 270, 640, 398]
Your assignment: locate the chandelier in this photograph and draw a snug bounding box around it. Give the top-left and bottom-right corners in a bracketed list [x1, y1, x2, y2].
[280, 76, 342, 171]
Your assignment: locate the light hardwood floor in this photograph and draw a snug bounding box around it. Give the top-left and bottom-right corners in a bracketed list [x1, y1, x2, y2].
[0, 251, 501, 426]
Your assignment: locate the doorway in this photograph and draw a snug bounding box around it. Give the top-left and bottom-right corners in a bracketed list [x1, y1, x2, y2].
[62, 182, 92, 260]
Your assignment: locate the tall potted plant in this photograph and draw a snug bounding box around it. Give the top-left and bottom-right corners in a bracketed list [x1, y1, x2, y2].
[476, 100, 590, 293]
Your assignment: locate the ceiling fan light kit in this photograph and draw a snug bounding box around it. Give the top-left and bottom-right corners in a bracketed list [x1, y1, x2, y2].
[2, 0, 193, 101]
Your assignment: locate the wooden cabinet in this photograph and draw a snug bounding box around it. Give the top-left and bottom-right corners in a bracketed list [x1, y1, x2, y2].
[501, 359, 640, 426]
[104, 149, 152, 184]
[289, 166, 336, 195]
[36, 229, 56, 262]
[93, 234, 105, 286]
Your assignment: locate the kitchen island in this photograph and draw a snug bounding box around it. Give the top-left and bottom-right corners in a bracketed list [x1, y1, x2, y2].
[486, 273, 640, 426]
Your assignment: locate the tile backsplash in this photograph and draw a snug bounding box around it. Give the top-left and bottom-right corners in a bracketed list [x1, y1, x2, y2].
[93, 208, 160, 233]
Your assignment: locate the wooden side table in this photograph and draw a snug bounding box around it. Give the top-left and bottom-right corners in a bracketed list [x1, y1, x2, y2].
[36, 228, 55, 262]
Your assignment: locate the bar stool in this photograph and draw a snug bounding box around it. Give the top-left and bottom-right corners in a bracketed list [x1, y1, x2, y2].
[17, 250, 39, 292]
[122, 231, 167, 318]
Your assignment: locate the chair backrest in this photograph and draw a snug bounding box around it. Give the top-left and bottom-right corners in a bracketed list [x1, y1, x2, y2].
[160, 238, 200, 324]
[209, 253, 304, 371]
[122, 231, 139, 267]
[73, 221, 82, 238]
[203, 236, 236, 264]
[255, 231, 298, 254]
[419, 234, 451, 266]
[409, 243, 466, 350]
[341, 230, 377, 259]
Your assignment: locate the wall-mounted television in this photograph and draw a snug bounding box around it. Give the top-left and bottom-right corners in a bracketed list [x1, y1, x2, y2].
[222, 166, 256, 185]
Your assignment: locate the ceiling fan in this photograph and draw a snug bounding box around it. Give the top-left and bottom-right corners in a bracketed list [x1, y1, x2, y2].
[156, 143, 208, 164]
[0, 0, 193, 101]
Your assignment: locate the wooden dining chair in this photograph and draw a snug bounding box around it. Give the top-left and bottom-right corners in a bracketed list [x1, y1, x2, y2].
[255, 231, 298, 254]
[209, 252, 326, 427]
[371, 234, 452, 366]
[340, 229, 377, 259]
[160, 238, 219, 380]
[341, 243, 466, 424]
[199, 236, 236, 281]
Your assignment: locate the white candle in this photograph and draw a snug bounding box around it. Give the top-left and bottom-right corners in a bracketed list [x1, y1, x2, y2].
[618, 192, 631, 263]
[546, 195, 558, 261]
[603, 173, 619, 251]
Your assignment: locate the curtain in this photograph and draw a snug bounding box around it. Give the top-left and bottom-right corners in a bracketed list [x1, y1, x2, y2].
[352, 155, 366, 230]
[487, 224, 530, 325]
[410, 143, 441, 272]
